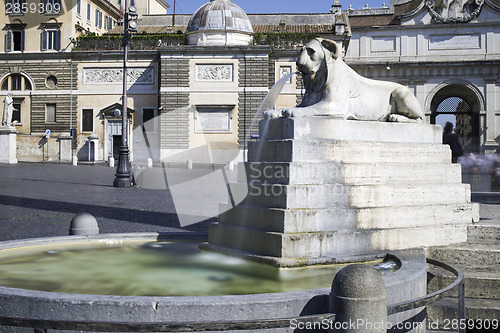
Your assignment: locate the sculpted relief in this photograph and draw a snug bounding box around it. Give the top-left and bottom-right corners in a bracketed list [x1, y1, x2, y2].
[425, 0, 484, 23]
[196, 65, 233, 81]
[84, 68, 154, 85]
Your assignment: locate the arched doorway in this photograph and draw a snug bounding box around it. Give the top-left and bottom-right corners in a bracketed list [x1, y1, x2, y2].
[429, 83, 483, 154]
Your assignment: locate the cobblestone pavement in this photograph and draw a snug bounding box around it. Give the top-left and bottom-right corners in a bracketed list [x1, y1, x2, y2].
[0, 162, 499, 242]
[0, 162, 230, 241]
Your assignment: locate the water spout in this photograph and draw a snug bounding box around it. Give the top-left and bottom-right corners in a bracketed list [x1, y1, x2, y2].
[244, 71, 298, 158]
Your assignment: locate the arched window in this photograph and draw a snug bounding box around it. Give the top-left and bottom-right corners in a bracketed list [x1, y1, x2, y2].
[1, 73, 31, 91]
[1, 73, 33, 125]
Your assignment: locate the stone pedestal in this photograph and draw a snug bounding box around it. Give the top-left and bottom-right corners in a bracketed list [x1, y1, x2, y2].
[0, 126, 17, 164]
[202, 118, 479, 267]
[58, 134, 73, 162]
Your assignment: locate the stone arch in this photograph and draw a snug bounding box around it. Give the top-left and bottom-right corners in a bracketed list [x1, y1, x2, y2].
[426, 79, 485, 153]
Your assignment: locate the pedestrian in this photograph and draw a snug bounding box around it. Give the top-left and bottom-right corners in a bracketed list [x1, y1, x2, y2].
[442, 122, 463, 163]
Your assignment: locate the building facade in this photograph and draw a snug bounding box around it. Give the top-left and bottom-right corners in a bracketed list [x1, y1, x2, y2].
[1, 0, 499, 163]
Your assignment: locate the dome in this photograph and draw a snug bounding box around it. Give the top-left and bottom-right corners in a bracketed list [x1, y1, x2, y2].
[186, 0, 254, 46]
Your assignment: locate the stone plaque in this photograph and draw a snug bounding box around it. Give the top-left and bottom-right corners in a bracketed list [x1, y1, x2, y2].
[371, 36, 396, 52]
[196, 64, 233, 81]
[84, 67, 154, 84]
[429, 34, 481, 50]
[195, 109, 231, 132]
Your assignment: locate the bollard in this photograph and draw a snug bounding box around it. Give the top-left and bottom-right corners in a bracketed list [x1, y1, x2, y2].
[69, 213, 99, 235]
[109, 156, 115, 167]
[147, 158, 153, 168]
[186, 159, 193, 169]
[330, 264, 387, 333]
[72, 155, 78, 166]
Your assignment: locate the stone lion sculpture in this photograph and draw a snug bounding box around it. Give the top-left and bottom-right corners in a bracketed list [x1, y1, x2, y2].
[264, 38, 424, 122]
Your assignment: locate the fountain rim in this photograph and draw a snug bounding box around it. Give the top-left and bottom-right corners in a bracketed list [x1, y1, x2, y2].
[0, 232, 419, 302]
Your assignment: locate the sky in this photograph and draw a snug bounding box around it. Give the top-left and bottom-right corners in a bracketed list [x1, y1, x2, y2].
[170, 0, 390, 15]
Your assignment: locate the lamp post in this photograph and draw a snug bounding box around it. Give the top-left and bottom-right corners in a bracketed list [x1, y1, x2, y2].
[113, 0, 138, 188]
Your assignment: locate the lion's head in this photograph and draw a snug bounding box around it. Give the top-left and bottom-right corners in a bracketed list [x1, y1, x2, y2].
[296, 38, 340, 93]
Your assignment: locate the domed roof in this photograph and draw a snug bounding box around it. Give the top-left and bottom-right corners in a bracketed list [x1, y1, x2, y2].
[187, 0, 253, 34]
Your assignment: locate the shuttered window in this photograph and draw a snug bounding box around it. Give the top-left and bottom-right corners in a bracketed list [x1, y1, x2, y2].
[46, 104, 56, 123]
[41, 29, 61, 51]
[5, 29, 24, 52]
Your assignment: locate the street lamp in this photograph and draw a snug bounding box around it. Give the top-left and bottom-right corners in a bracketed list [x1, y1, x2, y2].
[113, 0, 137, 188]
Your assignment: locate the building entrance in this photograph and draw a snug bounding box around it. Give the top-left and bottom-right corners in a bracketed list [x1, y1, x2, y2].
[430, 84, 482, 154]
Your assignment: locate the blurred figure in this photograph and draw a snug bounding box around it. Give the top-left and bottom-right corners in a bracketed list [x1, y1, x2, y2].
[491, 161, 500, 192]
[442, 122, 463, 163]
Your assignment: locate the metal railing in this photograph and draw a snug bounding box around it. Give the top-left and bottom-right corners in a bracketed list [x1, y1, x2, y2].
[0, 257, 464, 332]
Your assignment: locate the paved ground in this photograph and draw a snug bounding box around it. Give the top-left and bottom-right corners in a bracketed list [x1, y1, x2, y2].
[0, 162, 239, 241]
[0, 162, 499, 242]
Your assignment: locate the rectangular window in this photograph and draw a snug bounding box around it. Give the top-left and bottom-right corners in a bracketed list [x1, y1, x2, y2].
[142, 108, 156, 133]
[6, 0, 27, 15]
[11, 74, 22, 90]
[76, 0, 81, 15]
[46, 103, 56, 122]
[5, 29, 25, 52]
[104, 15, 113, 31]
[12, 98, 23, 124]
[87, 2, 91, 22]
[82, 109, 93, 132]
[43, 0, 61, 14]
[95, 9, 102, 28]
[41, 29, 61, 51]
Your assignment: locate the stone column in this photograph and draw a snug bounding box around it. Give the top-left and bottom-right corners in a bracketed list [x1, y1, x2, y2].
[485, 77, 498, 150]
[0, 126, 18, 164]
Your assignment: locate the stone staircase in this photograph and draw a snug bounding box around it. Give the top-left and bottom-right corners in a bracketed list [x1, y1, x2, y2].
[203, 118, 478, 267]
[426, 220, 500, 329]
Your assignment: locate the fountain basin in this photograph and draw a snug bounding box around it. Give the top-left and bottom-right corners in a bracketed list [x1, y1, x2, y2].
[0, 233, 427, 332]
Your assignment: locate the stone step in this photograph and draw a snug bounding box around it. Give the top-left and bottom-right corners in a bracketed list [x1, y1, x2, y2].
[258, 118, 442, 143]
[208, 223, 468, 264]
[236, 183, 471, 209]
[248, 139, 452, 164]
[218, 203, 477, 233]
[239, 161, 462, 185]
[466, 223, 500, 244]
[427, 243, 500, 270]
[428, 268, 500, 299]
[349, 183, 470, 208]
[218, 204, 357, 233]
[427, 298, 500, 329]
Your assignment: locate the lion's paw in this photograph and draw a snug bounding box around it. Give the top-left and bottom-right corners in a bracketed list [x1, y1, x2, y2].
[388, 114, 421, 123]
[283, 108, 310, 118]
[263, 109, 282, 119]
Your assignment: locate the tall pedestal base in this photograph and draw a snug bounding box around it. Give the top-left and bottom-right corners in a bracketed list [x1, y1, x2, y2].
[0, 127, 17, 164]
[202, 118, 479, 267]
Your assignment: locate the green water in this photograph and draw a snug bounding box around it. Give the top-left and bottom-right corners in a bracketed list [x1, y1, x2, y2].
[0, 241, 396, 296]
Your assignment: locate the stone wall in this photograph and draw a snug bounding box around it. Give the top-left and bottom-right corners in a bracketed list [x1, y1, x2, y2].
[16, 134, 73, 162]
[31, 95, 77, 134]
[238, 57, 268, 87]
[160, 92, 190, 150]
[238, 55, 269, 147]
[237, 91, 268, 146]
[161, 58, 189, 87]
[160, 56, 190, 150]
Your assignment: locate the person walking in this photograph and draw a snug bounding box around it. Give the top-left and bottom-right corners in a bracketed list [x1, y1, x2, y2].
[442, 121, 463, 163]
